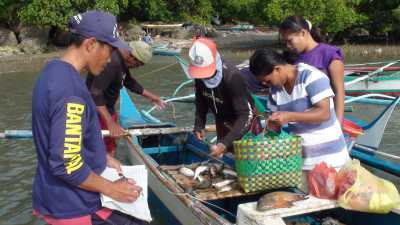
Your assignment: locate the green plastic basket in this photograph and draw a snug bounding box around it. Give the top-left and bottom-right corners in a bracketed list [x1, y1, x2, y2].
[234, 130, 303, 192]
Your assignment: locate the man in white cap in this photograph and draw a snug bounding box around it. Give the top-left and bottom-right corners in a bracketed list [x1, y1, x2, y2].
[189, 38, 261, 158]
[32, 10, 146, 224]
[86, 40, 166, 157]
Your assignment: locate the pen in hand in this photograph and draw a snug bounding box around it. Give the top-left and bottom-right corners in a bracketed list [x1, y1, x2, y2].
[118, 172, 144, 197]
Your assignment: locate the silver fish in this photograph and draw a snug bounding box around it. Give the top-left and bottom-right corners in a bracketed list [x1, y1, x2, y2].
[193, 165, 208, 181]
[212, 179, 235, 189]
[179, 166, 195, 177]
[194, 178, 212, 189]
[222, 168, 237, 179]
[217, 185, 233, 193]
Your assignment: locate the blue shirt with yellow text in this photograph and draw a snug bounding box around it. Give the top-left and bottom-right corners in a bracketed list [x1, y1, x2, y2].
[31, 59, 107, 218]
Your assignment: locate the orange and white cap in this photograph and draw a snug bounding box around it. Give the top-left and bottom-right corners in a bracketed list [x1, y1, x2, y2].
[188, 38, 217, 79]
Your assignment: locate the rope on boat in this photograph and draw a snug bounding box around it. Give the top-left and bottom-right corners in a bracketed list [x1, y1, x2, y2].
[136, 61, 179, 77]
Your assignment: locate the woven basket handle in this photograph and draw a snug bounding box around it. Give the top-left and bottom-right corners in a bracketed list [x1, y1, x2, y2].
[262, 112, 280, 139]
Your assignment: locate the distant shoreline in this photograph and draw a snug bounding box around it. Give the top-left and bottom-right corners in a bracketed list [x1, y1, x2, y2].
[0, 33, 399, 74]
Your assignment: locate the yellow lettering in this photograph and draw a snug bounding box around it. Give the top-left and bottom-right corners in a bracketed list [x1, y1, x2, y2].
[64, 143, 81, 154]
[67, 103, 85, 115]
[64, 137, 81, 143]
[63, 103, 85, 174]
[65, 154, 83, 174]
[65, 124, 81, 136]
[66, 113, 82, 124]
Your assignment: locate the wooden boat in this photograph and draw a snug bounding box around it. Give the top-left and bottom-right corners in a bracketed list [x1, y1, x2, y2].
[345, 70, 400, 96]
[215, 24, 255, 32]
[1, 87, 399, 224]
[117, 87, 400, 225]
[152, 43, 181, 56]
[141, 23, 184, 29]
[344, 61, 400, 96]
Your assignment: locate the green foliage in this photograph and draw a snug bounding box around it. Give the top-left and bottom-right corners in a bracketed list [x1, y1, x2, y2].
[19, 0, 75, 28]
[357, 0, 400, 34]
[19, 0, 130, 29]
[0, 0, 26, 28]
[144, 0, 172, 21]
[94, 0, 129, 16]
[264, 0, 365, 34]
[0, 0, 396, 39]
[213, 0, 268, 24]
[167, 0, 214, 24]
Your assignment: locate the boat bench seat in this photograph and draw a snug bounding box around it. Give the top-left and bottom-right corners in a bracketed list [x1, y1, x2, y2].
[236, 195, 338, 225]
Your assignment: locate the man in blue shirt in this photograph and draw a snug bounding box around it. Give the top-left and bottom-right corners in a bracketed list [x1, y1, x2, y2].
[32, 10, 146, 225]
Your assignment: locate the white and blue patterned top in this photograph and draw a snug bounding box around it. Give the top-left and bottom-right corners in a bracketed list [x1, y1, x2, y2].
[268, 63, 350, 170]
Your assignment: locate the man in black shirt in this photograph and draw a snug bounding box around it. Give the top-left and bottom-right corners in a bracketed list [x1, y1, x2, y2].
[86, 41, 166, 156]
[189, 38, 261, 158]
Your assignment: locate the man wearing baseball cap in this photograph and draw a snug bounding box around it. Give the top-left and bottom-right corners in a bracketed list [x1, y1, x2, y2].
[32, 10, 146, 225]
[189, 38, 261, 158]
[86, 40, 166, 157]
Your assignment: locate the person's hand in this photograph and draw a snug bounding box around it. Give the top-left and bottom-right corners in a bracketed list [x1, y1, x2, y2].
[210, 143, 226, 158]
[194, 129, 206, 141]
[267, 119, 281, 132]
[106, 154, 122, 174]
[107, 178, 143, 203]
[269, 112, 292, 126]
[107, 120, 125, 138]
[150, 96, 167, 110]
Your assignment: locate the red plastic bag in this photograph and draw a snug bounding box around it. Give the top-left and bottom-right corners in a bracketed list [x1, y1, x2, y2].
[308, 162, 338, 199]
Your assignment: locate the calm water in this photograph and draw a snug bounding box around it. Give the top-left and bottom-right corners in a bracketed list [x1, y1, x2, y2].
[0, 52, 400, 225]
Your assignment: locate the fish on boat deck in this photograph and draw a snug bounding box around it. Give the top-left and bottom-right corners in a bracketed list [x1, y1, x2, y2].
[173, 162, 239, 193]
[257, 191, 307, 211]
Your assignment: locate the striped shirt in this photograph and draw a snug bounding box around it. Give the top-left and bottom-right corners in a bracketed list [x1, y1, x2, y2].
[268, 63, 349, 170]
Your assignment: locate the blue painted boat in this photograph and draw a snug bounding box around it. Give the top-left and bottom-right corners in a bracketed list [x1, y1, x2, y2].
[119, 87, 400, 225]
[152, 44, 181, 56]
[215, 24, 255, 31]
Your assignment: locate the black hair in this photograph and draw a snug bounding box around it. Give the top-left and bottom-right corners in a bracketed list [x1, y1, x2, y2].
[279, 15, 325, 43]
[249, 49, 298, 77]
[66, 32, 109, 48]
[67, 32, 86, 46]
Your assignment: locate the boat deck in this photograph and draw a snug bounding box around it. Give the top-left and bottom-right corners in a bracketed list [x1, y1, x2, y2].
[237, 196, 338, 225]
[159, 164, 259, 201]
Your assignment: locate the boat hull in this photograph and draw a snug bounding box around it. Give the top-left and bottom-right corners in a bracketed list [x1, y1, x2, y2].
[123, 137, 227, 225]
[152, 48, 181, 56]
[345, 73, 400, 96]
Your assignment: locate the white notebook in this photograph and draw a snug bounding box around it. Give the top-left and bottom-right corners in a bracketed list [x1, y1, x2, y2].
[100, 165, 152, 222]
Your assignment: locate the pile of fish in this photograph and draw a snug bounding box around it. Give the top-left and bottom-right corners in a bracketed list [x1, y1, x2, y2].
[178, 162, 238, 193]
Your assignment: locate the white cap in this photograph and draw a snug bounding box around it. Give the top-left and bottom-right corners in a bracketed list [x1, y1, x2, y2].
[188, 38, 217, 79]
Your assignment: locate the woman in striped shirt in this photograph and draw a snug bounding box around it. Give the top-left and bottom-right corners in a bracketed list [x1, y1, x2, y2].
[249, 49, 349, 175]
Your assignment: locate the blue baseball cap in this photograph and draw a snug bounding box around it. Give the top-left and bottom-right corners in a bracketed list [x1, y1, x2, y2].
[69, 10, 131, 51]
